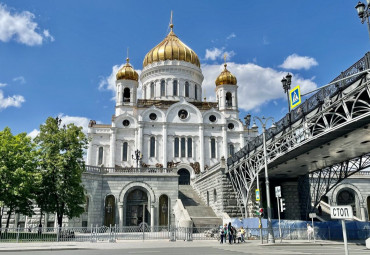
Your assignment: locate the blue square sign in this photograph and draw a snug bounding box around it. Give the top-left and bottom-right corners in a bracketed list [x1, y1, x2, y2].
[289, 85, 301, 109]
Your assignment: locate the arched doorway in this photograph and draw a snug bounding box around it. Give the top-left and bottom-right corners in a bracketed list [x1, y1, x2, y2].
[159, 195, 169, 226]
[178, 168, 190, 185]
[104, 195, 115, 226]
[126, 189, 149, 226]
[337, 189, 357, 217]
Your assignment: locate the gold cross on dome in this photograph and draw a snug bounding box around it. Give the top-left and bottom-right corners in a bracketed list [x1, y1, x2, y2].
[224, 53, 227, 64]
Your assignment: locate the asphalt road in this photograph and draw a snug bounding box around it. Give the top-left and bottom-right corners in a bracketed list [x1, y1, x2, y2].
[0, 244, 368, 255]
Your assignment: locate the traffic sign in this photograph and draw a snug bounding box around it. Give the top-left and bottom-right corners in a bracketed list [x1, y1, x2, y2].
[255, 189, 260, 201]
[275, 186, 281, 198]
[289, 85, 301, 109]
[331, 206, 353, 219]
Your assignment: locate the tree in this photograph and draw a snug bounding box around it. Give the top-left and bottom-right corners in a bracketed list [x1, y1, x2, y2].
[35, 117, 88, 228]
[0, 127, 39, 230]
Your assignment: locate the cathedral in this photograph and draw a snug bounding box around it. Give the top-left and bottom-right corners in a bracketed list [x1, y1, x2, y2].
[82, 20, 253, 228]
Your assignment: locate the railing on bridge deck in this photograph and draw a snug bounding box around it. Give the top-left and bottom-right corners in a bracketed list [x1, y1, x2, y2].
[228, 52, 370, 167]
[85, 165, 175, 174]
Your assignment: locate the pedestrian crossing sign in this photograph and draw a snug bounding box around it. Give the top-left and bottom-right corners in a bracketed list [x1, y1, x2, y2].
[289, 85, 301, 109]
[256, 189, 260, 201]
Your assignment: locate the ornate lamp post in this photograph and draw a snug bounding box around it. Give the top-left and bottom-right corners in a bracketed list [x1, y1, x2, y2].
[132, 149, 142, 169]
[253, 116, 276, 244]
[355, 1, 370, 42]
[244, 113, 251, 137]
[281, 73, 292, 114]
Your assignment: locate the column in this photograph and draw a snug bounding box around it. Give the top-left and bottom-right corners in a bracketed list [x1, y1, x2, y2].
[162, 124, 167, 167]
[222, 126, 228, 158]
[150, 205, 155, 228]
[110, 128, 116, 168]
[199, 125, 204, 172]
[138, 123, 143, 153]
[118, 202, 124, 228]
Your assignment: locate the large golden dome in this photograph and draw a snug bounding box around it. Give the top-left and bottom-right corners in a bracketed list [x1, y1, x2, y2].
[215, 63, 237, 86]
[143, 25, 200, 68]
[116, 58, 139, 81]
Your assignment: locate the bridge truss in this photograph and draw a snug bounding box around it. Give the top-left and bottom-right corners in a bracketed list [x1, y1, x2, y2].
[227, 53, 370, 217]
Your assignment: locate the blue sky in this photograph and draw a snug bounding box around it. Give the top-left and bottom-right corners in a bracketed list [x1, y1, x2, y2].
[0, 0, 368, 136]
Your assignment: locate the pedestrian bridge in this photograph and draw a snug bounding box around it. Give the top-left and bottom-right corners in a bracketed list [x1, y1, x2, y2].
[227, 53, 370, 217]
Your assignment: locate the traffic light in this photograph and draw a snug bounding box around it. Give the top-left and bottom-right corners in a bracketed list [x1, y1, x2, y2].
[259, 208, 264, 218]
[253, 201, 260, 216]
[280, 198, 286, 212]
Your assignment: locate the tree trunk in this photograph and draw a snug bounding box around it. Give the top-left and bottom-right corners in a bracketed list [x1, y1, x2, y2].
[5, 209, 13, 230]
[57, 214, 63, 228]
[0, 206, 3, 230]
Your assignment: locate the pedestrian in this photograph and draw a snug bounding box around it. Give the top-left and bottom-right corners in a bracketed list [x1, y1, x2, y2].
[219, 225, 225, 244]
[307, 223, 314, 241]
[38, 223, 42, 235]
[228, 222, 232, 244]
[318, 205, 322, 216]
[232, 226, 236, 243]
[240, 226, 246, 243]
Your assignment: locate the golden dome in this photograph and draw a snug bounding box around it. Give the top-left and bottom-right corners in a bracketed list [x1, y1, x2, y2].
[143, 24, 200, 68]
[215, 63, 237, 86]
[116, 58, 139, 81]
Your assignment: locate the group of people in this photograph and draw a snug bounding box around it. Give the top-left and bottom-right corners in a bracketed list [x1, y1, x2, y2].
[219, 222, 246, 244]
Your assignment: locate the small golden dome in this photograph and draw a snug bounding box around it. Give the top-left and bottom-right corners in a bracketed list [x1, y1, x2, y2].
[143, 25, 200, 68]
[116, 58, 139, 81]
[215, 63, 237, 86]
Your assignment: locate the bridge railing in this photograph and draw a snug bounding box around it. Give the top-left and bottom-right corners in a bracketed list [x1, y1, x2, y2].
[228, 52, 370, 166]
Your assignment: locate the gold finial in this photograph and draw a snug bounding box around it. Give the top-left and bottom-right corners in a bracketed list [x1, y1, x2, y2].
[170, 10, 174, 31]
[224, 53, 227, 68]
[126, 47, 129, 63]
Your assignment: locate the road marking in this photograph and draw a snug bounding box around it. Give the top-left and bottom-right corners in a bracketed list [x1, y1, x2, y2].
[128, 251, 160, 254]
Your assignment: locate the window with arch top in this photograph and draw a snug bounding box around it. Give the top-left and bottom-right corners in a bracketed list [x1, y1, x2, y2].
[123, 88, 130, 102]
[187, 138, 192, 157]
[150, 82, 154, 98]
[211, 138, 216, 158]
[226, 92, 232, 107]
[161, 80, 165, 96]
[174, 137, 179, 157]
[150, 137, 155, 157]
[122, 142, 128, 161]
[195, 85, 198, 100]
[185, 82, 189, 97]
[173, 80, 178, 96]
[181, 137, 186, 157]
[229, 144, 235, 156]
[98, 146, 103, 165]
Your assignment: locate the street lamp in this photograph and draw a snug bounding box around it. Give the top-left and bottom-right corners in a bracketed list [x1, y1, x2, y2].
[253, 116, 276, 244]
[132, 149, 142, 169]
[244, 113, 251, 136]
[281, 73, 292, 114]
[355, 1, 370, 42]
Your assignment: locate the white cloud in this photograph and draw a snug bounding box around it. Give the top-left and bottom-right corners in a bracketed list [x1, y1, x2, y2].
[58, 114, 95, 134]
[13, 76, 26, 84]
[28, 129, 39, 139]
[0, 82, 7, 87]
[98, 64, 142, 100]
[0, 90, 25, 110]
[0, 4, 54, 46]
[204, 47, 235, 61]
[43, 29, 54, 42]
[226, 33, 236, 40]
[280, 54, 318, 70]
[202, 62, 317, 112]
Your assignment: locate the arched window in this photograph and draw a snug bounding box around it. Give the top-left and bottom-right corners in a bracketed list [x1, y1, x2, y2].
[174, 137, 179, 157]
[185, 82, 189, 97]
[226, 92, 232, 107]
[187, 138, 192, 157]
[123, 88, 130, 102]
[206, 191, 210, 206]
[150, 137, 155, 157]
[173, 80, 178, 96]
[195, 85, 198, 100]
[161, 80, 165, 96]
[181, 137, 186, 157]
[150, 82, 154, 98]
[122, 142, 128, 161]
[98, 147, 103, 165]
[211, 138, 216, 158]
[229, 144, 235, 156]
[213, 189, 217, 203]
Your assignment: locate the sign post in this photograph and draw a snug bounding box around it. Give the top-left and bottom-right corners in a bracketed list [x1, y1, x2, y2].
[289, 85, 301, 109]
[275, 186, 282, 242]
[309, 213, 316, 243]
[331, 206, 353, 255]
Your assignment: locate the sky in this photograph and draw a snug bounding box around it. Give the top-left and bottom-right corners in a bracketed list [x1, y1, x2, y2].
[0, 0, 369, 137]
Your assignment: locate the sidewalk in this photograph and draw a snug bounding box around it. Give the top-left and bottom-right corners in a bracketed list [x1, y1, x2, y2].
[0, 239, 365, 252]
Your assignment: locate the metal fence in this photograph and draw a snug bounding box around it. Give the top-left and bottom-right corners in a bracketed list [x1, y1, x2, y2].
[1, 226, 369, 243]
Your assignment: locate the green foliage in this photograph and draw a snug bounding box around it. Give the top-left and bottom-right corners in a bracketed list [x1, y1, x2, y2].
[35, 117, 88, 227]
[0, 127, 40, 228]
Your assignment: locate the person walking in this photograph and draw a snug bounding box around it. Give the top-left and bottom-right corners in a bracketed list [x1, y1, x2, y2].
[219, 225, 225, 244]
[307, 223, 314, 242]
[240, 226, 246, 243]
[227, 222, 232, 244]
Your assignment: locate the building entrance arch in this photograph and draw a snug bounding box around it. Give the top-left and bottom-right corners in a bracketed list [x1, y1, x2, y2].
[126, 189, 149, 226]
[178, 168, 190, 185]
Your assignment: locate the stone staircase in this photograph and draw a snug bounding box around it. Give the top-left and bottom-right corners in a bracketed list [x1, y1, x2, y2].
[178, 185, 222, 228]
